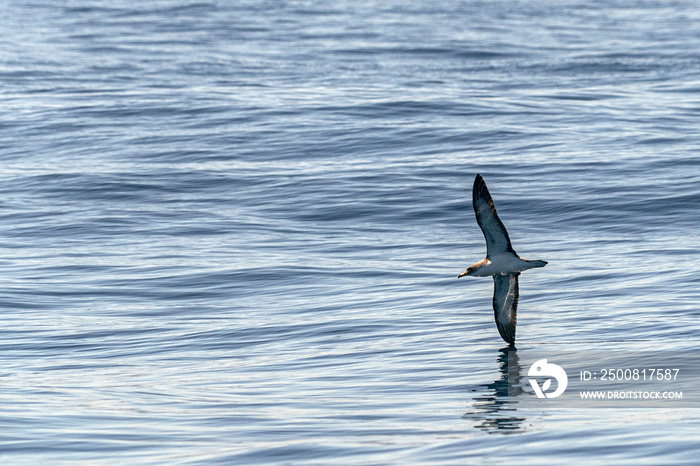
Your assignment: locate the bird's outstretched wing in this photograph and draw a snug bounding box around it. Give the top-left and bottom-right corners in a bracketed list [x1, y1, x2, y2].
[493, 273, 519, 345]
[473, 174, 515, 257]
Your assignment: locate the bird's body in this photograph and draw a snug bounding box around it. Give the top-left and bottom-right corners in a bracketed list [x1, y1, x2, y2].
[458, 174, 547, 346]
[463, 255, 544, 277]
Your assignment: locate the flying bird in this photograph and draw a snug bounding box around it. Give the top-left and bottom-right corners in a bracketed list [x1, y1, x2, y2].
[458, 174, 547, 346]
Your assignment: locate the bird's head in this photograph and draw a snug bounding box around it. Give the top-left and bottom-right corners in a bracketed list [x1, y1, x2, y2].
[458, 267, 473, 278]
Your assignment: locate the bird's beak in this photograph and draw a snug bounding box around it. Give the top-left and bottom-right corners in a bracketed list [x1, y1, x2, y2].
[458, 270, 469, 279]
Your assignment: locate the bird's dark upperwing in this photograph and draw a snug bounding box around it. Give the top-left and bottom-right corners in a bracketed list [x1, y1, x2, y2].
[493, 273, 519, 345]
[472, 174, 515, 257]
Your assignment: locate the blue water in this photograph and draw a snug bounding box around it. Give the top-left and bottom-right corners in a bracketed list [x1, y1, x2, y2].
[1, 0, 700, 463]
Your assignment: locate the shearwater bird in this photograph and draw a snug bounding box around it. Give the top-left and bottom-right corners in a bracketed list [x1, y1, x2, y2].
[458, 174, 547, 346]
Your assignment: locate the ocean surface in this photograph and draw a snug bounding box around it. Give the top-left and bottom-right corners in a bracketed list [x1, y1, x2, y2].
[1, 0, 699, 463]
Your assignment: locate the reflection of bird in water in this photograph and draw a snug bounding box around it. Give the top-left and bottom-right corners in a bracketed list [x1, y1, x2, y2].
[463, 347, 525, 433]
[458, 174, 547, 346]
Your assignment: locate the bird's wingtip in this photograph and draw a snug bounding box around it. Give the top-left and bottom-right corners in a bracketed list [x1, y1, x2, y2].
[473, 173, 485, 191]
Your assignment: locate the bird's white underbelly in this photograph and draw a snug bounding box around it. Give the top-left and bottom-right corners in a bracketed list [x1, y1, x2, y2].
[471, 254, 532, 276]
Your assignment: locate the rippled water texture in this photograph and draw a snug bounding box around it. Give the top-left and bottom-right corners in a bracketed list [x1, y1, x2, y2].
[1, 0, 699, 463]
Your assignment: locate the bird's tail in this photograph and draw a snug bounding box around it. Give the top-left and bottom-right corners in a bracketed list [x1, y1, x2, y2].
[527, 260, 548, 268]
